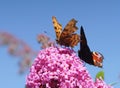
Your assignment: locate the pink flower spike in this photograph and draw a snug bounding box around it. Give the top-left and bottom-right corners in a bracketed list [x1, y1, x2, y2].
[26, 46, 112, 88]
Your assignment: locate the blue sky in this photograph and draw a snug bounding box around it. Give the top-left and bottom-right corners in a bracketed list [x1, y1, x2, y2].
[0, 0, 120, 88]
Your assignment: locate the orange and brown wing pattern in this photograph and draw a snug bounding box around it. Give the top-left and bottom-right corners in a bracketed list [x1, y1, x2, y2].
[70, 34, 80, 47]
[60, 19, 78, 39]
[66, 34, 80, 48]
[52, 16, 62, 41]
[58, 34, 80, 48]
[52, 16, 80, 48]
[92, 52, 103, 67]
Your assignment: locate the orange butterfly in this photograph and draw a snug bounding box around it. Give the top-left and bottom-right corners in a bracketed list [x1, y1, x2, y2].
[52, 16, 80, 48]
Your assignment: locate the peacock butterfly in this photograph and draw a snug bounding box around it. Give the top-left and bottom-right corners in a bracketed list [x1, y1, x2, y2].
[78, 26, 104, 67]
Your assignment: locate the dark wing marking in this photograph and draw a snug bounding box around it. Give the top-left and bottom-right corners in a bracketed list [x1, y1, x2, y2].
[78, 26, 94, 65]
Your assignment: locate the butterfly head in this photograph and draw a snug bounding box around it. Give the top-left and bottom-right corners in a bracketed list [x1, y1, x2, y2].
[92, 52, 104, 68]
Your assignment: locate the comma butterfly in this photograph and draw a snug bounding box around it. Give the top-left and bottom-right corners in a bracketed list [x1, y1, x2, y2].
[78, 26, 104, 67]
[52, 16, 80, 48]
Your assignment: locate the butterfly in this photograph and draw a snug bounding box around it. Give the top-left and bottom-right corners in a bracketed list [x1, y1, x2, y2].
[78, 26, 104, 67]
[52, 16, 80, 48]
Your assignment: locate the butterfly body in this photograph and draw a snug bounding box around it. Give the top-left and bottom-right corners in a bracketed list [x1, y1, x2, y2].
[78, 26, 103, 67]
[52, 16, 80, 48]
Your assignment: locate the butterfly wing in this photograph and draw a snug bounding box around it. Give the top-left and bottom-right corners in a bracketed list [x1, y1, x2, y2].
[78, 26, 94, 65]
[59, 34, 80, 47]
[59, 18, 79, 47]
[60, 18, 78, 39]
[92, 52, 103, 67]
[52, 16, 80, 47]
[52, 16, 62, 41]
[78, 26, 103, 67]
[69, 34, 80, 47]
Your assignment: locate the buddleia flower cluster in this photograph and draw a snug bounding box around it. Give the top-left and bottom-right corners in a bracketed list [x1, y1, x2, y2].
[26, 46, 112, 88]
[37, 34, 55, 49]
[0, 32, 55, 74]
[0, 32, 37, 74]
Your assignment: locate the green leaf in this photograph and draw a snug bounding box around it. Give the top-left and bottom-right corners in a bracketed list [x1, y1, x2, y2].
[96, 70, 104, 80]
